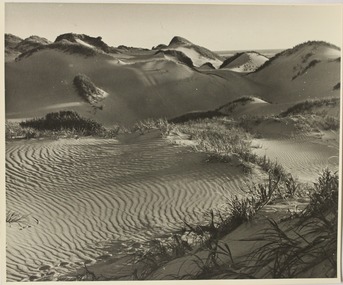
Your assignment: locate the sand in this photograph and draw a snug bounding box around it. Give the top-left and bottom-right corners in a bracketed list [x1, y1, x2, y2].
[6, 134, 255, 281]
[221, 52, 269, 72]
[249, 44, 340, 102]
[5, 49, 261, 126]
[252, 136, 339, 183]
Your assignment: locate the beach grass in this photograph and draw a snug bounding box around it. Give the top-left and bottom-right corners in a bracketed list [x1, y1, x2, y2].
[6, 111, 121, 139]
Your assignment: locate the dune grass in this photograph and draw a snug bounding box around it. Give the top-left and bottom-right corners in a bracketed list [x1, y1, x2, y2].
[252, 40, 340, 74]
[333, 82, 340, 90]
[73, 74, 107, 106]
[171, 169, 338, 280]
[131, 114, 338, 279]
[176, 117, 252, 161]
[278, 98, 340, 132]
[132, 118, 174, 137]
[6, 121, 39, 139]
[280, 98, 339, 117]
[7, 111, 120, 139]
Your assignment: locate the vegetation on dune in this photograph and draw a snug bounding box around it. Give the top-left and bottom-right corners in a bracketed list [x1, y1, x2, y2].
[126, 112, 338, 279]
[175, 117, 252, 163]
[216, 96, 255, 114]
[169, 111, 222, 124]
[280, 98, 339, 116]
[132, 118, 174, 137]
[333, 82, 340, 90]
[127, 168, 338, 280]
[7, 111, 119, 139]
[169, 97, 264, 125]
[251, 40, 340, 74]
[292, 59, 321, 80]
[6, 121, 39, 139]
[245, 169, 338, 279]
[290, 114, 339, 132]
[73, 74, 107, 106]
[20, 111, 103, 132]
[278, 98, 340, 132]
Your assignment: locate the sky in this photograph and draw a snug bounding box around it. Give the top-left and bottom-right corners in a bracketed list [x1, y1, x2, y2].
[5, 3, 342, 51]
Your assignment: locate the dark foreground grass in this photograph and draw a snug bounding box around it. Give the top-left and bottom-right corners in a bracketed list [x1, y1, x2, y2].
[137, 169, 336, 280]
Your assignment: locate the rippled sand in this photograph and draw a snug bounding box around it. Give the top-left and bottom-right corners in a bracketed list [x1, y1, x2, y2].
[252, 137, 339, 182]
[6, 137, 248, 281]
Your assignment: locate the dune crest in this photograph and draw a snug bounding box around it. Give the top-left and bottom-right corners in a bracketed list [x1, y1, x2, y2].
[220, 52, 269, 72]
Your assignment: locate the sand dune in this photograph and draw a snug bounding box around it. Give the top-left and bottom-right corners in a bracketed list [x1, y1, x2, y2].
[249, 42, 341, 103]
[160, 36, 224, 68]
[5, 37, 340, 124]
[6, 136, 251, 281]
[220, 52, 269, 72]
[5, 49, 262, 126]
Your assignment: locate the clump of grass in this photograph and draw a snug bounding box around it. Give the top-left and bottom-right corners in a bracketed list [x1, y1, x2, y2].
[132, 118, 175, 137]
[134, 234, 193, 280]
[6, 121, 40, 139]
[7, 111, 121, 139]
[20, 111, 102, 133]
[292, 59, 321, 80]
[301, 168, 338, 220]
[252, 40, 339, 74]
[291, 114, 339, 132]
[280, 98, 339, 117]
[216, 96, 255, 114]
[278, 98, 340, 132]
[333, 82, 340, 90]
[190, 169, 338, 279]
[176, 117, 252, 162]
[73, 74, 108, 106]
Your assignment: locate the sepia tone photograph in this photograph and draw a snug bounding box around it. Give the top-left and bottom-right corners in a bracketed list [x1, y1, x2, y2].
[3, 2, 342, 283]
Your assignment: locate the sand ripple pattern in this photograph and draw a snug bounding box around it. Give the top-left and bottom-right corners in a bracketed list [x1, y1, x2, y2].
[6, 137, 245, 281]
[253, 138, 339, 182]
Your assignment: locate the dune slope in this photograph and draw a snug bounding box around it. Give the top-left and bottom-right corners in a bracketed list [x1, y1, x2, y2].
[220, 52, 269, 72]
[249, 41, 341, 103]
[5, 48, 261, 126]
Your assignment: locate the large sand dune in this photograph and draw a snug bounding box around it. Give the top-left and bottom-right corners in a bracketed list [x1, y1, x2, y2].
[5, 36, 340, 124]
[249, 42, 341, 103]
[6, 49, 261, 126]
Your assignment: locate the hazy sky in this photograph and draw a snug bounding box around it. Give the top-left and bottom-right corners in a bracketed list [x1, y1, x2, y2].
[5, 3, 342, 50]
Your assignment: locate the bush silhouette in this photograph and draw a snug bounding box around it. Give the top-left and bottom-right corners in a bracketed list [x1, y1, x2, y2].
[20, 111, 103, 134]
